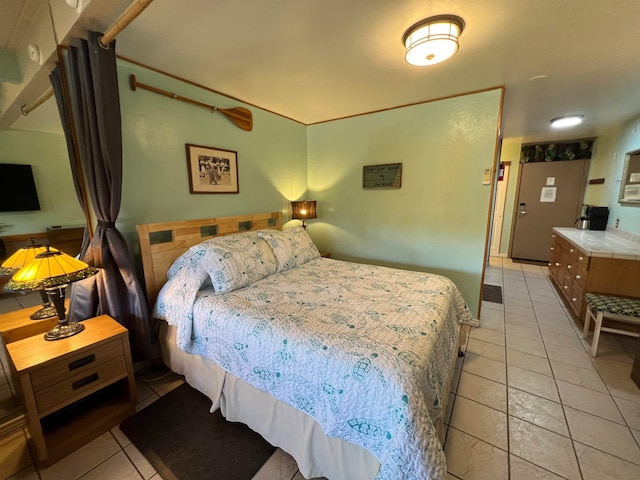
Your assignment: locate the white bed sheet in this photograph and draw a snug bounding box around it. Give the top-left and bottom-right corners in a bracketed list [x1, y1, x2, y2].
[160, 321, 379, 479]
[159, 321, 466, 480]
[156, 258, 473, 479]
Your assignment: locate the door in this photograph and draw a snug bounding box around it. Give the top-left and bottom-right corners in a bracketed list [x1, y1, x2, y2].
[490, 162, 510, 257]
[510, 159, 589, 262]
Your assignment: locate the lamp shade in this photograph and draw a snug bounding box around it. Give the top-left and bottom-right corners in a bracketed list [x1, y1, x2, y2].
[291, 200, 317, 220]
[403, 15, 465, 66]
[0, 241, 56, 276]
[6, 247, 98, 291]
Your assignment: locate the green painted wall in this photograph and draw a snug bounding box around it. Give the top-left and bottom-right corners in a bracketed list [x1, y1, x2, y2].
[584, 115, 640, 236]
[117, 60, 309, 246]
[306, 89, 503, 318]
[0, 129, 85, 236]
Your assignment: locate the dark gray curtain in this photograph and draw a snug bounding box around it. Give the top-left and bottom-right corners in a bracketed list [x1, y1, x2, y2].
[49, 68, 91, 254]
[50, 32, 153, 360]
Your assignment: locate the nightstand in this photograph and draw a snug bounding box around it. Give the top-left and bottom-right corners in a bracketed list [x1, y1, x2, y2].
[320, 251, 331, 258]
[6, 315, 136, 466]
[0, 303, 63, 345]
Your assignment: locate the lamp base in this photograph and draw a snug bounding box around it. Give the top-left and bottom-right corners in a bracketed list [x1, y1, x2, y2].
[44, 321, 85, 341]
[29, 305, 58, 320]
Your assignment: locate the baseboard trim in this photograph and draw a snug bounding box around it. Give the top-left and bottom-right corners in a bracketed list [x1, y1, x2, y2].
[467, 318, 480, 327]
[497, 253, 508, 258]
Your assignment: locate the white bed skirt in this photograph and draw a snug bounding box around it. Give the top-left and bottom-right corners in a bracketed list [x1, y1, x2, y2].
[159, 321, 466, 480]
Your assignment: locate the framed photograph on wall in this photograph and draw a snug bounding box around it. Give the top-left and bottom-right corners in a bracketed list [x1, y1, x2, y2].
[186, 143, 239, 194]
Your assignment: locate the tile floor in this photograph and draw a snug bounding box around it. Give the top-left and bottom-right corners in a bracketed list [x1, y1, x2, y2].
[1, 258, 640, 479]
[444, 257, 640, 480]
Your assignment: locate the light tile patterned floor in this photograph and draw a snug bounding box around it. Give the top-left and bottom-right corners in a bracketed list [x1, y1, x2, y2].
[445, 257, 640, 480]
[2, 258, 640, 479]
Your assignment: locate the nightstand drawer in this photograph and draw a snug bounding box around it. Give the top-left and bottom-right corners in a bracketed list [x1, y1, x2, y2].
[35, 355, 127, 415]
[31, 338, 124, 392]
[6, 315, 136, 466]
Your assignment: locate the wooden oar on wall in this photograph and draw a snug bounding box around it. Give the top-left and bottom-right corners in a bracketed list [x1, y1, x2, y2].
[129, 75, 253, 131]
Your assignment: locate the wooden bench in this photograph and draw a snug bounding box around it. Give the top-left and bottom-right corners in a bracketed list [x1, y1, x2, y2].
[582, 293, 640, 357]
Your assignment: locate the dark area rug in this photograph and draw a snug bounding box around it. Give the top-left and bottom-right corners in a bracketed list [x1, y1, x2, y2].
[482, 284, 503, 304]
[120, 383, 276, 480]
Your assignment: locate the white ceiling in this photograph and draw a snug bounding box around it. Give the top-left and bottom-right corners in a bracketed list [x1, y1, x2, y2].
[4, 0, 640, 143]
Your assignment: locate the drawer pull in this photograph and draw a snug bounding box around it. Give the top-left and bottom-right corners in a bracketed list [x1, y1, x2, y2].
[572, 298, 577, 302]
[570, 248, 575, 253]
[72, 373, 99, 390]
[68, 354, 96, 371]
[576, 275, 581, 280]
[564, 285, 569, 289]
[579, 256, 584, 260]
[555, 262, 561, 266]
[567, 265, 572, 269]
[550, 247, 554, 250]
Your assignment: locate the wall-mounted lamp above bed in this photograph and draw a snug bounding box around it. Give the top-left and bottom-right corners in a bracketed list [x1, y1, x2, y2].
[291, 200, 317, 229]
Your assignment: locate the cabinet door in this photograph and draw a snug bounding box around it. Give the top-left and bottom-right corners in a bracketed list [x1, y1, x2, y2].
[569, 281, 583, 316]
[573, 265, 586, 289]
[561, 273, 573, 300]
[549, 239, 563, 282]
[575, 249, 590, 270]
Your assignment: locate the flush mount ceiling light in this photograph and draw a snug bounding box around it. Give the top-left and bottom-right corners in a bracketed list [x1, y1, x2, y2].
[550, 115, 584, 128]
[402, 14, 465, 66]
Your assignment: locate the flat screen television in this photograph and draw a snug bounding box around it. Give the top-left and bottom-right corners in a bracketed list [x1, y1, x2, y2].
[0, 163, 41, 212]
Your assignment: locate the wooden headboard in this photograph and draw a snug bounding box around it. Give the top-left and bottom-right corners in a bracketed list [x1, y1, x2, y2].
[136, 211, 282, 307]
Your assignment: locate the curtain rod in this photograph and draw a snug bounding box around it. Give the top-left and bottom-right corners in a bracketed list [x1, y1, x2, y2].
[21, 0, 155, 116]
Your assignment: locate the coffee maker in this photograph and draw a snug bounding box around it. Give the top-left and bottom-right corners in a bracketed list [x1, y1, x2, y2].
[586, 206, 609, 230]
[576, 204, 590, 230]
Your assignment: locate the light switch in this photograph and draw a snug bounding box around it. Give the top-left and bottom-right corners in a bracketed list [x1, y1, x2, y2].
[482, 168, 491, 185]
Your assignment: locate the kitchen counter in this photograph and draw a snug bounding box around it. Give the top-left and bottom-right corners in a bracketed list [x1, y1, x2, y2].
[549, 228, 640, 320]
[553, 228, 640, 260]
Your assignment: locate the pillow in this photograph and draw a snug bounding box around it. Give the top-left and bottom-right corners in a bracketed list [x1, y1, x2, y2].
[258, 227, 320, 272]
[167, 231, 277, 292]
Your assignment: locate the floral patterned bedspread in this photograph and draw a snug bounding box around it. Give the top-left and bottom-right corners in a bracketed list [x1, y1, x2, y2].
[155, 258, 473, 480]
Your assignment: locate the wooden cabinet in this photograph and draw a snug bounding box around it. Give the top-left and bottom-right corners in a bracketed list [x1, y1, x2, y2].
[46, 226, 84, 258]
[549, 231, 640, 321]
[0, 304, 63, 345]
[6, 315, 136, 466]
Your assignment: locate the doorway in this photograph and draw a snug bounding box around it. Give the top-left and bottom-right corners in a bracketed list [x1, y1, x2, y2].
[490, 162, 510, 257]
[509, 159, 589, 262]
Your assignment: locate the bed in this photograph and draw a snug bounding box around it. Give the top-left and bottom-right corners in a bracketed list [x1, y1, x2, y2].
[137, 212, 472, 480]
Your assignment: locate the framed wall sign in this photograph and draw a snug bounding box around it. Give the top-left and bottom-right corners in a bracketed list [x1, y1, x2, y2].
[363, 163, 402, 189]
[186, 143, 239, 194]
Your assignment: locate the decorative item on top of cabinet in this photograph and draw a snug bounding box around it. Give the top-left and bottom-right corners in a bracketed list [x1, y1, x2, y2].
[549, 229, 640, 321]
